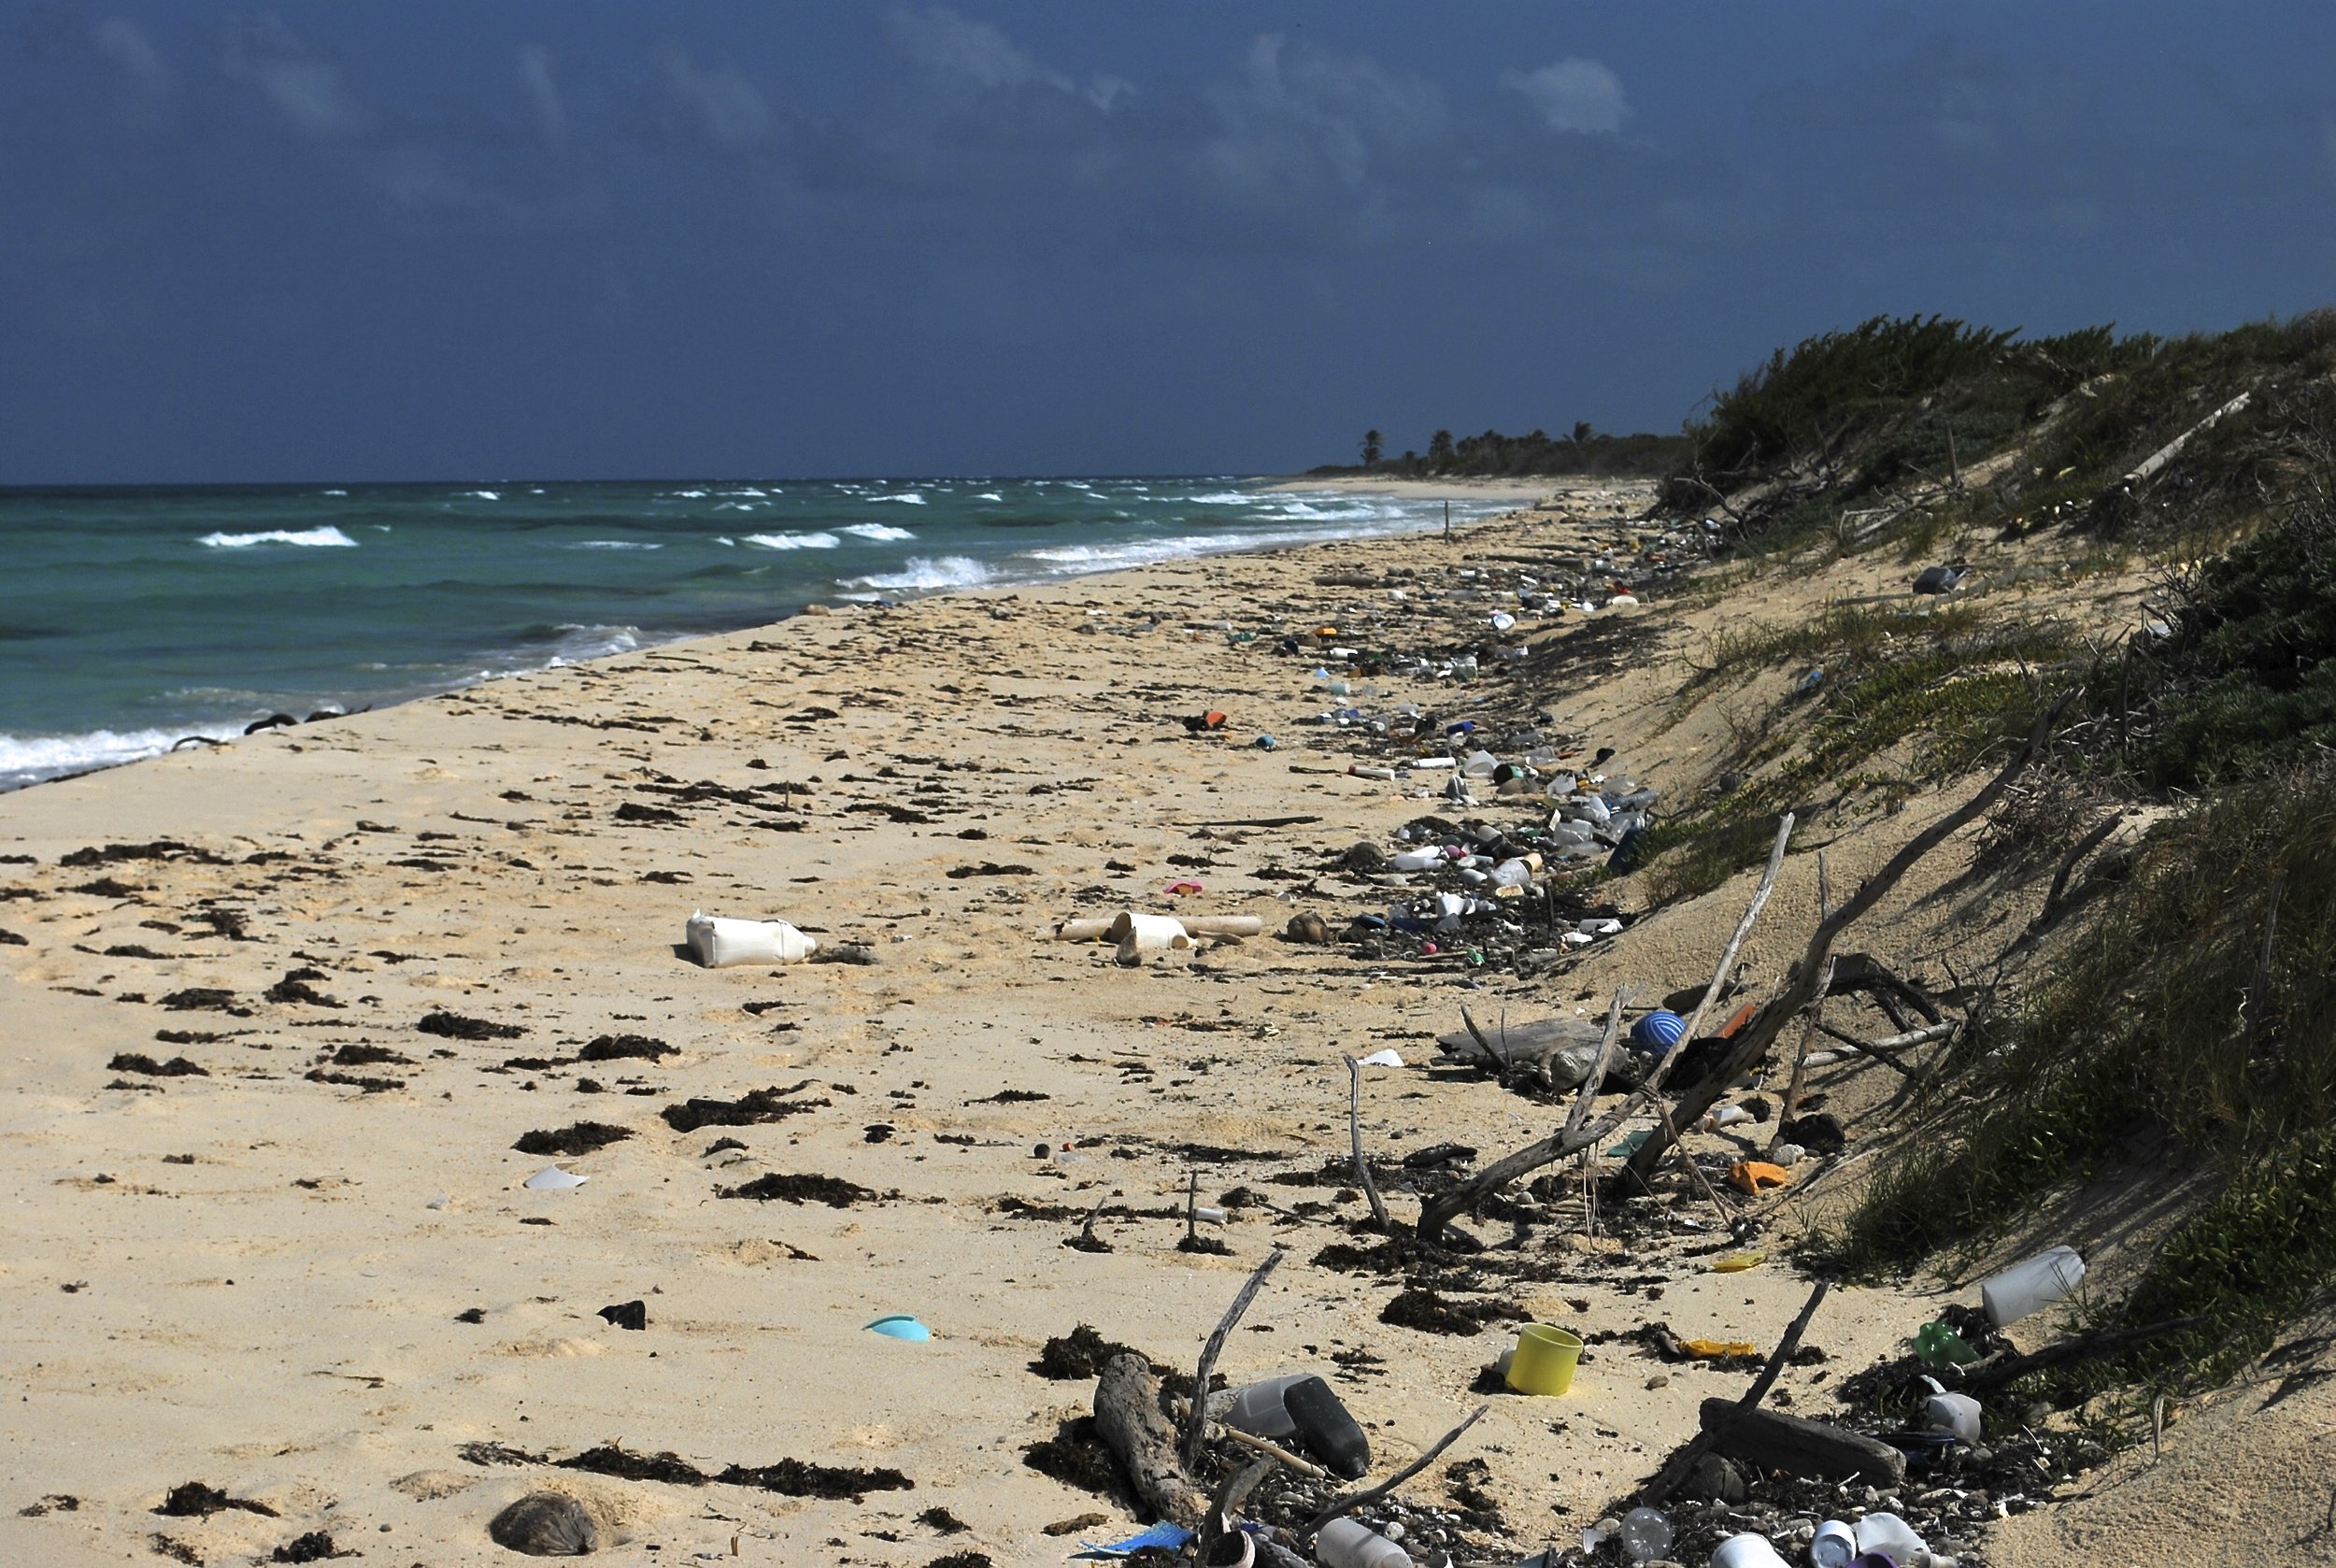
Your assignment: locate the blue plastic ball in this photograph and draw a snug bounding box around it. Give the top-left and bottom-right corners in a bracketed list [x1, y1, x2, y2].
[1631, 1009, 1688, 1053]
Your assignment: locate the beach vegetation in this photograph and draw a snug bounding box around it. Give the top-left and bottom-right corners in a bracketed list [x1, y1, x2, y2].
[1794, 357, 2336, 1396]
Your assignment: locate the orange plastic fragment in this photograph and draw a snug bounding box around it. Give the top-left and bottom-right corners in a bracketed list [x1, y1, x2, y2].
[1730, 1160, 1791, 1195]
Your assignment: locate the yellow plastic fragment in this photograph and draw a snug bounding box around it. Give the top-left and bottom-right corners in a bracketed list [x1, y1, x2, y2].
[1684, 1339, 1761, 1359]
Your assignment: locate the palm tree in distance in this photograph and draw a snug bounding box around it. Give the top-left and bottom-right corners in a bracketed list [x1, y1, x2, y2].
[1360, 429, 1383, 467]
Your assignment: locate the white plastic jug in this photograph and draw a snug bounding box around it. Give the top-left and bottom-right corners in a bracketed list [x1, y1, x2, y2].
[1981, 1245, 2086, 1327]
[1925, 1390, 1982, 1443]
[685, 911, 817, 967]
[1222, 1374, 1311, 1439]
[1855, 1511, 1930, 1567]
[1314, 1518, 1411, 1568]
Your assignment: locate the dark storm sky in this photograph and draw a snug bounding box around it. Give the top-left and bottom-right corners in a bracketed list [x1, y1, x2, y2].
[4, 2, 2331, 482]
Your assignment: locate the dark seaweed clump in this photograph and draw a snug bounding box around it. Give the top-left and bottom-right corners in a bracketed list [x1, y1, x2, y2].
[512, 1121, 634, 1157]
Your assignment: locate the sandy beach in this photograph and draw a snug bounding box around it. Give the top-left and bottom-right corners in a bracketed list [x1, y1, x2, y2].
[1, 484, 2305, 1568]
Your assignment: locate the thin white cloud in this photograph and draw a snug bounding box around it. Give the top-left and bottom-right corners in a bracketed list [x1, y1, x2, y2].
[888, 6, 1132, 111]
[658, 43, 773, 149]
[1503, 58, 1630, 135]
[221, 14, 371, 138]
[518, 45, 567, 148]
[889, 5, 1067, 92]
[92, 16, 169, 93]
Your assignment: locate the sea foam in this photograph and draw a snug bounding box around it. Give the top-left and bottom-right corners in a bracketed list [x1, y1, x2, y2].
[842, 523, 916, 541]
[744, 532, 841, 550]
[197, 526, 359, 549]
[0, 725, 241, 790]
[840, 555, 992, 592]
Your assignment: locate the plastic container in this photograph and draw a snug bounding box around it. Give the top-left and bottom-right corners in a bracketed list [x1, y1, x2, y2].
[1913, 1320, 1981, 1367]
[1854, 1512, 1929, 1566]
[1617, 1506, 1672, 1562]
[685, 911, 818, 967]
[1110, 913, 1192, 953]
[1504, 1324, 1582, 1395]
[1710, 1534, 1789, 1568]
[1222, 1374, 1312, 1439]
[1489, 859, 1533, 889]
[1923, 1387, 1982, 1444]
[1462, 749, 1500, 777]
[1389, 848, 1443, 872]
[1564, 794, 1612, 825]
[1315, 1518, 1411, 1568]
[1282, 1376, 1370, 1478]
[1981, 1245, 2085, 1327]
[1809, 1521, 1858, 1568]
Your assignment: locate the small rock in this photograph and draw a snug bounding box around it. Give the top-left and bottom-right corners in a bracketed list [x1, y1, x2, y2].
[488, 1492, 598, 1556]
[1684, 1454, 1748, 1504]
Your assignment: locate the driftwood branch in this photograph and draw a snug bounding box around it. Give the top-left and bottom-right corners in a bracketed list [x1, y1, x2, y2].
[1298, 1405, 1488, 1547]
[1415, 818, 1792, 1247]
[1096, 1354, 1206, 1529]
[1824, 951, 1944, 1025]
[1183, 1251, 1285, 1472]
[1654, 1100, 1736, 1221]
[1812, 1019, 1958, 1076]
[1344, 1055, 1390, 1233]
[1627, 693, 2073, 1180]
[1561, 989, 1632, 1145]
[1780, 854, 1833, 1121]
[1645, 1279, 1830, 1502]
[1200, 1457, 1276, 1561]
[1956, 1316, 2204, 1394]
[1417, 989, 1629, 1247]
[1213, 1422, 1329, 1478]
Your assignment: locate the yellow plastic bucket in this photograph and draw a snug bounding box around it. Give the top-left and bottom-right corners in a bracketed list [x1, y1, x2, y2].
[1505, 1324, 1584, 1396]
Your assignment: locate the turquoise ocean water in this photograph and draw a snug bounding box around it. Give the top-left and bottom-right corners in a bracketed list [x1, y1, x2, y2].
[0, 477, 1507, 791]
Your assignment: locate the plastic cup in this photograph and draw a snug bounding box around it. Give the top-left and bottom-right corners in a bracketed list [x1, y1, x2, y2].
[1708, 1534, 1788, 1568]
[1504, 1324, 1583, 1396]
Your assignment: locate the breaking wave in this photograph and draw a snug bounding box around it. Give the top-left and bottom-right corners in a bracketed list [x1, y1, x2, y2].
[197, 526, 359, 549]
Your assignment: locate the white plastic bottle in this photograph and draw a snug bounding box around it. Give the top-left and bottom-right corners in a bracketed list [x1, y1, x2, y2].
[1980, 1245, 2085, 1327]
[1314, 1518, 1411, 1568]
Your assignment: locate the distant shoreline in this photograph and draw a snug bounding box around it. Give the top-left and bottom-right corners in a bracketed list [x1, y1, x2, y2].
[1259, 473, 1630, 502]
